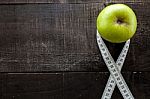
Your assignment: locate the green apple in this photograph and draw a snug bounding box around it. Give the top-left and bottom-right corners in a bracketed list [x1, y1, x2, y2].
[97, 4, 137, 43]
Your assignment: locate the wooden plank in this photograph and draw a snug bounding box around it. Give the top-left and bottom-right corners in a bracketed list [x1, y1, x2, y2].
[0, 3, 104, 72]
[0, 72, 149, 99]
[0, 0, 149, 4]
[1, 73, 63, 99]
[0, 1, 150, 72]
[0, 0, 105, 4]
[63, 72, 150, 99]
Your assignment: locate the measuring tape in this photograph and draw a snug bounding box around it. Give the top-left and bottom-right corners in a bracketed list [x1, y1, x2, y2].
[101, 35, 130, 99]
[96, 30, 134, 99]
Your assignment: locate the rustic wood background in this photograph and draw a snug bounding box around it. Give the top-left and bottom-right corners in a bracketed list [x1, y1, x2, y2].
[0, 0, 150, 99]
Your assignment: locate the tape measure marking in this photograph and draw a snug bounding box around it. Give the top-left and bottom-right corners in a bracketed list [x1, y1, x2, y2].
[96, 31, 134, 99]
[101, 37, 130, 99]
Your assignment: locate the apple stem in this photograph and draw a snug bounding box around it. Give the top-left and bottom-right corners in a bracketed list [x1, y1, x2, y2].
[117, 19, 124, 24]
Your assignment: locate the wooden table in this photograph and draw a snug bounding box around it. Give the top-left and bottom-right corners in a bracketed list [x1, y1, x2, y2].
[0, 0, 150, 99]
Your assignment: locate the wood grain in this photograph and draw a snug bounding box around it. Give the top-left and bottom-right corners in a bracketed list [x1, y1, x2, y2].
[0, 0, 149, 4]
[0, 0, 105, 4]
[0, 1, 150, 72]
[0, 72, 150, 99]
[1, 73, 63, 99]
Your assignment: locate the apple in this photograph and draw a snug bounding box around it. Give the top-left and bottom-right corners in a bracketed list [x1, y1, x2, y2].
[97, 4, 137, 43]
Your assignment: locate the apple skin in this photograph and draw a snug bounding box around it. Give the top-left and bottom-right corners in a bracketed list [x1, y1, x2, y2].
[97, 4, 137, 43]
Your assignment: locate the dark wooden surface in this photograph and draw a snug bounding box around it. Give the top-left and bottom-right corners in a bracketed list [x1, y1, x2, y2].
[1, 72, 150, 99]
[0, 0, 150, 99]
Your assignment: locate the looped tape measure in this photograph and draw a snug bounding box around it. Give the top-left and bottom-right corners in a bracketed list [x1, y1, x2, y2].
[96, 30, 134, 99]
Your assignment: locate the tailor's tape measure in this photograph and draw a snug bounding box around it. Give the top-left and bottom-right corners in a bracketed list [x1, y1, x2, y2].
[101, 36, 130, 99]
[96, 30, 134, 99]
